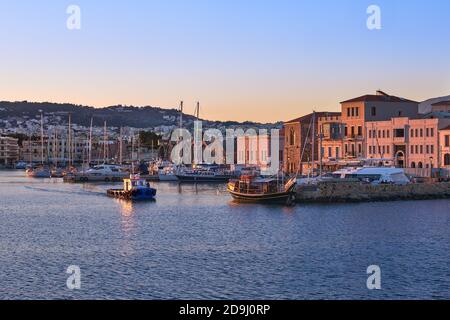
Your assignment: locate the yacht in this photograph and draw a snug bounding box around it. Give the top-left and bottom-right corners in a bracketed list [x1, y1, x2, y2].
[158, 164, 179, 181]
[332, 167, 410, 185]
[64, 164, 129, 182]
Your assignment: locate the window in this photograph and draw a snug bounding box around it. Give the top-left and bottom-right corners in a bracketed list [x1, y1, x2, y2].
[394, 129, 405, 138]
[411, 162, 416, 168]
[351, 108, 355, 117]
[382, 146, 385, 154]
[386, 146, 390, 154]
[426, 128, 429, 137]
[415, 145, 418, 154]
[420, 129, 423, 137]
[387, 130, 390, 138]
[378, 130, 381, 138]
[415, 129, 418, 137]
[398, 111, 403, 117]
[420, 145, 423, 154]
[289, 128, 296, 146]
[351, 126, 355, 136]
[382, 130, 386, 138]
[445, 135, 450, 147]
[369, 146, 372, 154]
[336, 147, 340, 158]
[431, 145, 434, 154]
[358, 144, 362, 154]
[345, 144, 348, 154]
[328, 147, 332, 158]
[371, 107, 376, 116]
[358, 126, 362, 136]
[426, 145, 429, 154]
[410, 129, 414, 137]
[369, 130, 372, 139]
[445, 154, 450, 166]
[347, 108, 351, 117]
[411, 145, 414, 154]
[344, 126, 348, 137]
[430, 128, 434, 137]
[355, 108, 359, 117]
[418, 162, 423, 168]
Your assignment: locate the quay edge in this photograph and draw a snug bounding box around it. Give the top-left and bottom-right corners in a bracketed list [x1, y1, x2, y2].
[296, 181, 450, 203]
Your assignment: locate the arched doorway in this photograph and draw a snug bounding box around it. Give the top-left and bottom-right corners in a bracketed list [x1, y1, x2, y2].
[418, 162, 423, 169]
[411, 162, 416, 168]
[395, 151, 405, 168]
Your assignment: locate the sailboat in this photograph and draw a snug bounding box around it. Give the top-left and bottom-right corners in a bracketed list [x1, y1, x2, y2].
[26, 112, 51, 178]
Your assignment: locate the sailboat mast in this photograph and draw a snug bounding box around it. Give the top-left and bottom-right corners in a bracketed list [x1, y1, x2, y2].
[40, 112, 44, 165]
[68, 113, 72, 167]
[89, 117, 93, 166]
[179, 101, 184, 129]
[311, 111, 316, 177]
[119, 127, 123, 165]
[103, 121, 107, 164]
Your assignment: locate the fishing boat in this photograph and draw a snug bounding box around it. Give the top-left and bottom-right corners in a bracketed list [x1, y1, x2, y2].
[107, 175, 157, 201]
[227, 175, 297, 205]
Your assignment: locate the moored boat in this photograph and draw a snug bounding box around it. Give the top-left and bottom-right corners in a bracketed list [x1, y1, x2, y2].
[107, 175, 157, 201]
[227, 175, 297, 205]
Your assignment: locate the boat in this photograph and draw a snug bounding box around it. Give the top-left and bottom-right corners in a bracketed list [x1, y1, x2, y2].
[107, 175, 157, 201]
[227, 175, 297, 205]
[331, 167, 411, 185]
[26, 166, 52, 178]
[64, 164, 129, 182]
[176, 168, 237, 183]
[158, 165, 179, 181]
[15, 161, 28, 170]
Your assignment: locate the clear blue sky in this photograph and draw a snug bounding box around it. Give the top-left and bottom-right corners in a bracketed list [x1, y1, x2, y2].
[1, 0, 449, 122]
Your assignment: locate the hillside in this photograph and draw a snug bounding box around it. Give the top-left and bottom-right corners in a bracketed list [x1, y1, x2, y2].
[0, 101, 274, 129]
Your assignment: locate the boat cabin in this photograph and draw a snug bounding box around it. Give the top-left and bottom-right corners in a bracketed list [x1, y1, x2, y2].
[124, 178, 148, 191]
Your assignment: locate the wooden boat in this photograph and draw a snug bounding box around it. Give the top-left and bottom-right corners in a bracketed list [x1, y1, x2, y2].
[107, 175, 157, 201]
[227, 175, 297, 205]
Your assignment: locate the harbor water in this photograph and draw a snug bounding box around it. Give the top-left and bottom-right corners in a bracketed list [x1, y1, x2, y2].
[0, 171, 448, 299]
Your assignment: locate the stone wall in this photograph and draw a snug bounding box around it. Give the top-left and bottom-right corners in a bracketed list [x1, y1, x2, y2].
[296, 181, 450, 203]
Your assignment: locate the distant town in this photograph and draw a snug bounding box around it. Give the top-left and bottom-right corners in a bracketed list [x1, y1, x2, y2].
[1, 90, 450, 181]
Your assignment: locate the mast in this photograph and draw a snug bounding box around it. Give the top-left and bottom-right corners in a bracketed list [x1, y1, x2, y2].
[40, 111, 44, 165]
[54, 128, 58, 167]
[311, 111, 316, 177]
[88, 117, 93, 166]
[179, 100, 184, 129]
[319, 123, 323, 177]
[103, 120, 107, 164]
[119, 127, 123, 165]
[68, 113, 72, 167]
[28, 132, 32, 165]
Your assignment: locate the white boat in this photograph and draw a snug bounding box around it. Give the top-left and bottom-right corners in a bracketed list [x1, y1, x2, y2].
[332, 167, 410, 185]
[158, 166, 179, 181]
[64, 164, 129, 182]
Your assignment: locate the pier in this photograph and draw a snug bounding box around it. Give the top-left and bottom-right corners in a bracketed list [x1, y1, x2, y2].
[296, 181, 450, 203]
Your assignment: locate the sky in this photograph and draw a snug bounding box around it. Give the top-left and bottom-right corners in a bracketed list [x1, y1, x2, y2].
[0, 0, 449, 122]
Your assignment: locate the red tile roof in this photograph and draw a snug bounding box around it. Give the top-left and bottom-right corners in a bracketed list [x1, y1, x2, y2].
[340, 95, 418, 104]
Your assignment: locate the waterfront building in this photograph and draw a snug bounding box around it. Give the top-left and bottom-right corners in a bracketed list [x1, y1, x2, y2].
[366, 117, 450, 177]
[431, 100, 450, 113]
[283, 112, 340, 174]
[340, 90, 419, 161]
[236, 131, 283, 171]
[317, 114, 344, 171]
[439, 125, 450, 170]
[0, 136, 19, 166]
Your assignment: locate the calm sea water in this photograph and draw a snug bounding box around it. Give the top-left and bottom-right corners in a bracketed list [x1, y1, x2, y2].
[0, 170, 448, 300]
